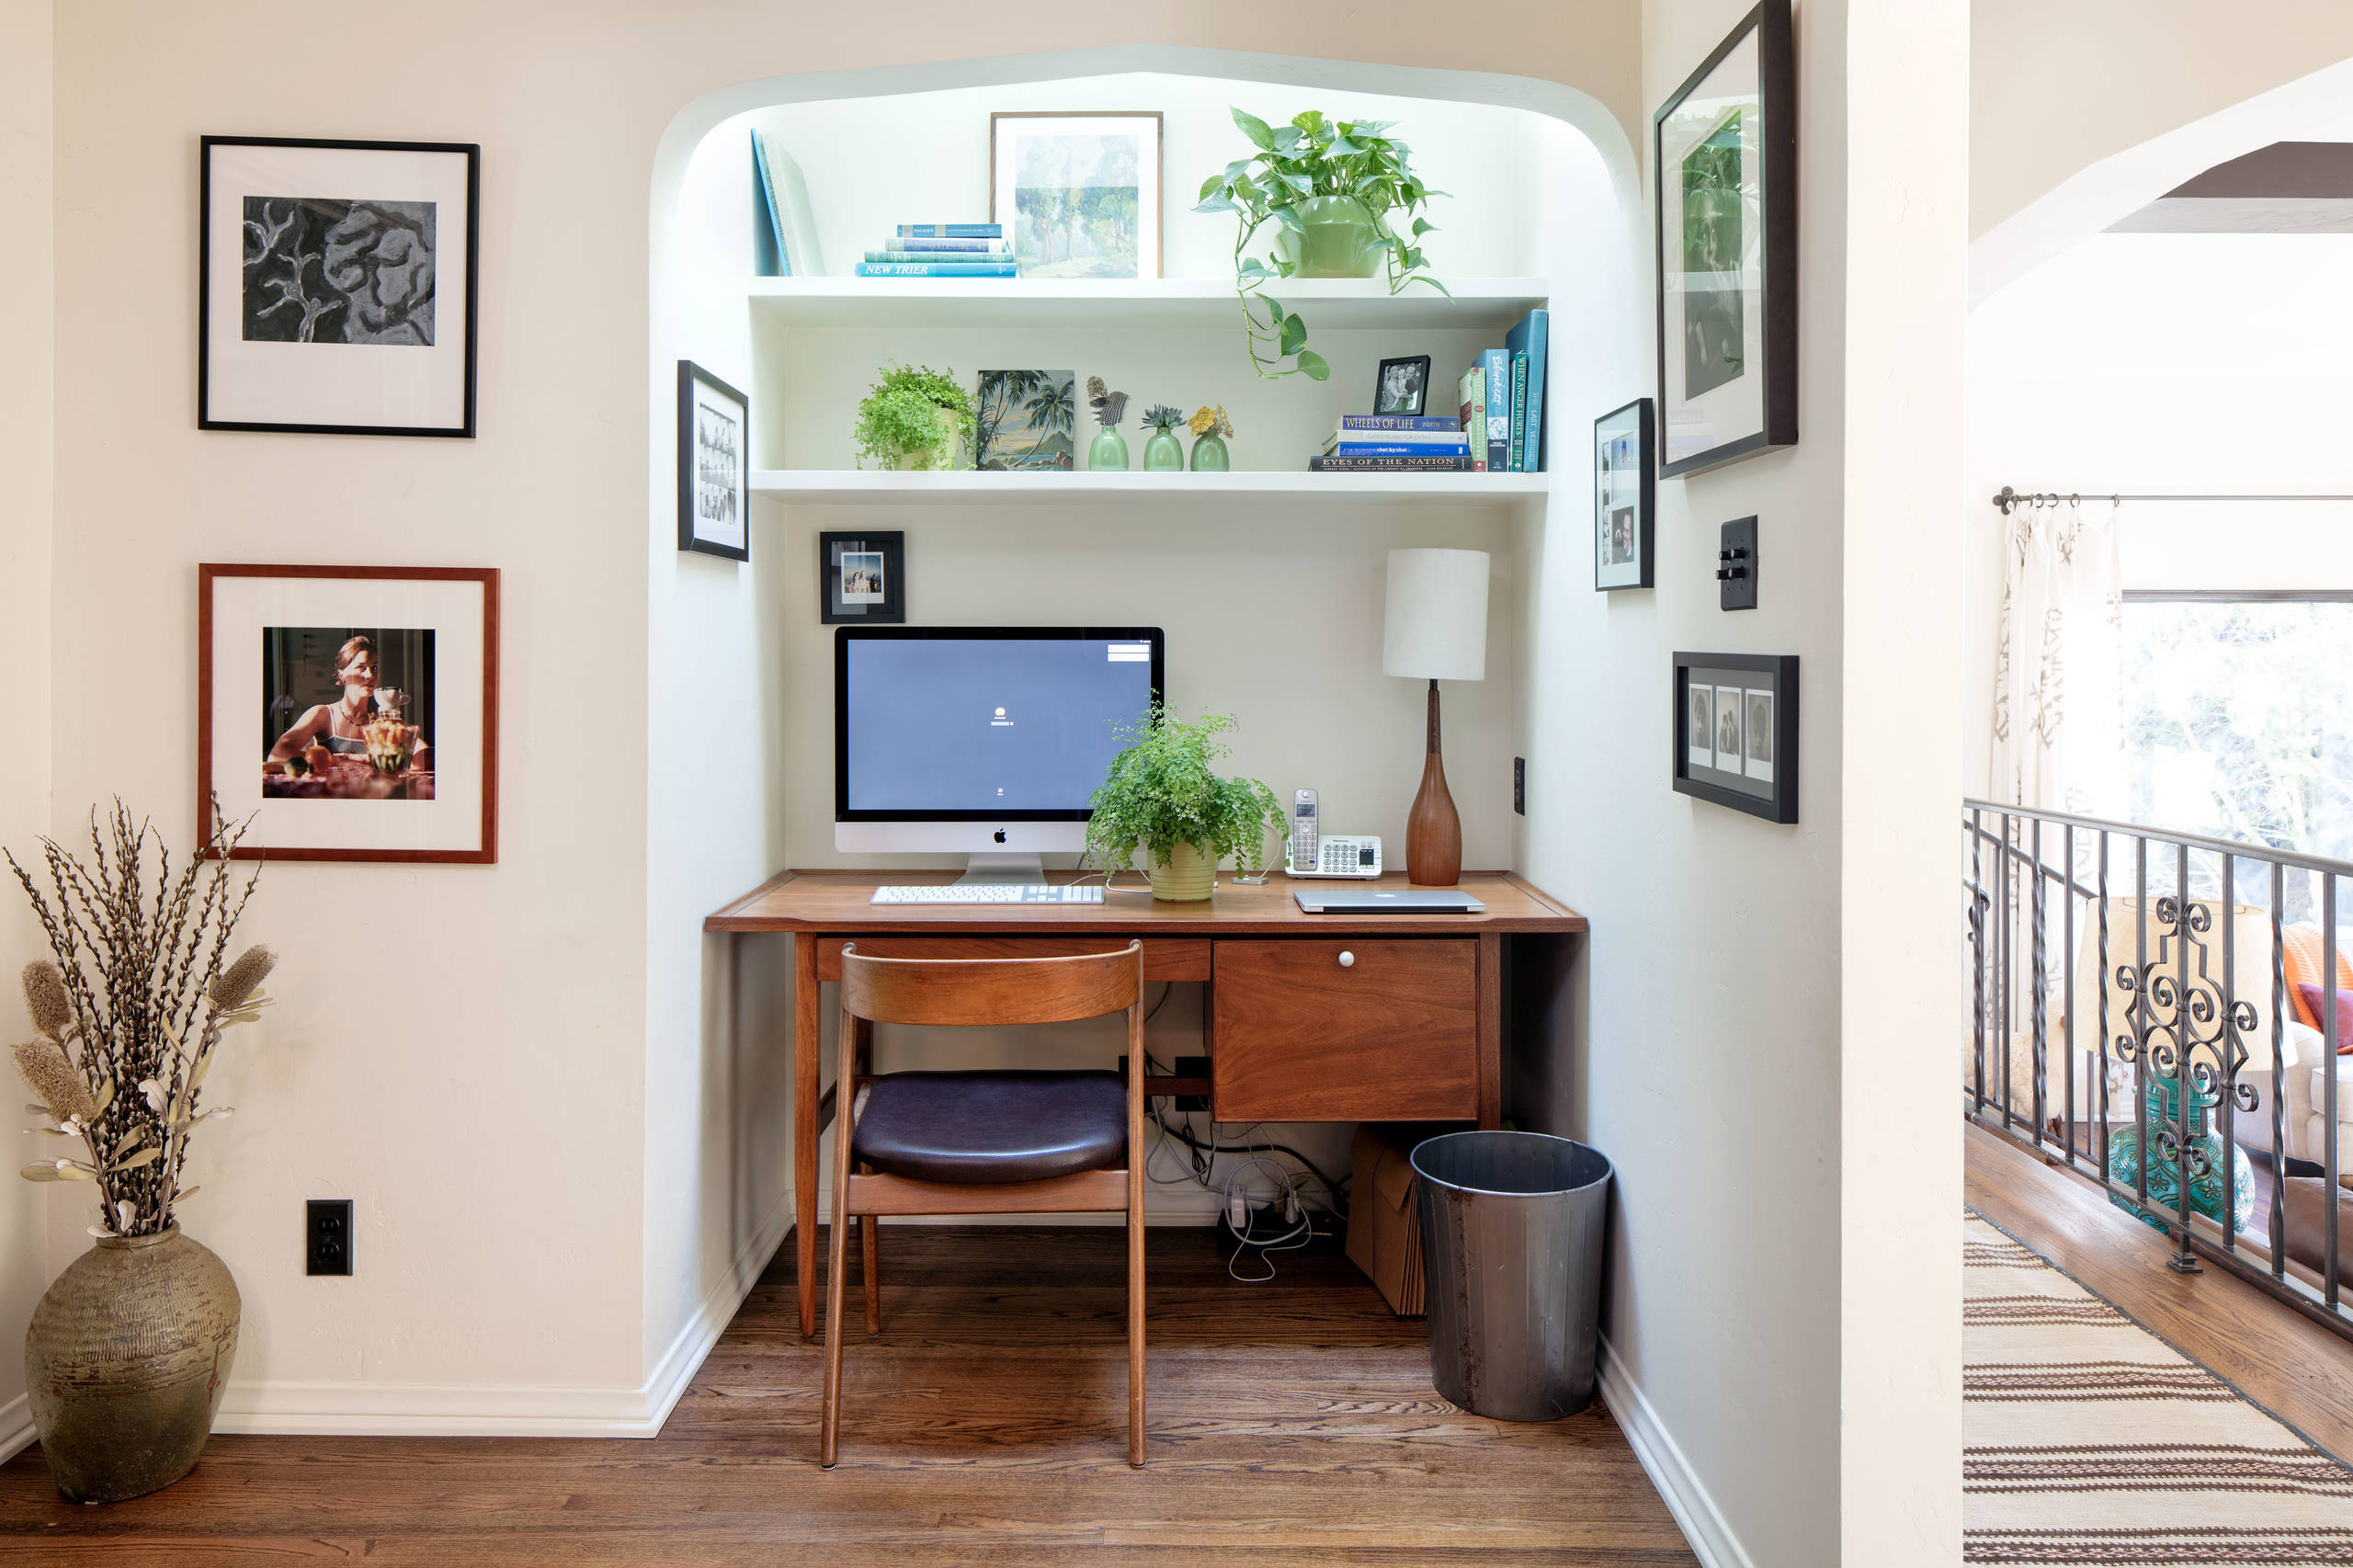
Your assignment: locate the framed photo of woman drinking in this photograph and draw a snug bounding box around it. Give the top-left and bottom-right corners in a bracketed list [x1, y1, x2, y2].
[199, 564, 499, 862]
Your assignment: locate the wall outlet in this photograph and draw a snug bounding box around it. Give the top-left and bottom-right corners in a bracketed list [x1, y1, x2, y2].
[1718, 517, 1758, 610]
[306, 1199, 353, 1277]
[1514, 756, 1525, 815]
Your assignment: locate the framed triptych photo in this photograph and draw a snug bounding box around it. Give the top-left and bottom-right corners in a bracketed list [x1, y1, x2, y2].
[1672, 651, 1796, 823]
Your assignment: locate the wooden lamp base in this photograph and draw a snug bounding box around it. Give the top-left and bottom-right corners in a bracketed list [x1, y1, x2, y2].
[1406, 679, 1461, 887]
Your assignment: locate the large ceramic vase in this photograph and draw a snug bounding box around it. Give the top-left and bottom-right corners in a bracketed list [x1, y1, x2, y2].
[1148, 841, 1215, 902]
[26, 1226, 240, 1503]
[2107, 1074, 2256, 1239]
[1270, 196, 1387, 278]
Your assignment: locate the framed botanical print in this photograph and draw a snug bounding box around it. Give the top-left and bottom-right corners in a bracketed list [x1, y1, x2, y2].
[199, 565, 499, 862]
[990, 111, 1163, 279]
[1653, 0, 1796, 477]
[820, 531, 905, 624]
[1672, 651, 1796, 823]
[1595, 398, 1655, 590]
[199, 137, 479, 437]
[677, 360, 750, 561]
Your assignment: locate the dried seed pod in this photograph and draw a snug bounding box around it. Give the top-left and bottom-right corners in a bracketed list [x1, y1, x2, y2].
[20, 960, 72, 1038]
[12, 1038, 96, 1124]
[209, 945, 278, 1011]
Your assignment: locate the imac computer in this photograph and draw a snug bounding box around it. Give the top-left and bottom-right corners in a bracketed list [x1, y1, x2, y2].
[835, 626, 1165, 883]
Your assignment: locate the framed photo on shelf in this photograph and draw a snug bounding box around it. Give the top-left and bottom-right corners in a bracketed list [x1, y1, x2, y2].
[820, 532, 905, 624]
[990, 111, 1163, 279]
[1672, 651, 1796, 823]
[1595, 397, 1655, 590]
[199, 136, 479, 437]
[1653, 0, 1796, 477]
[1374, 355, 1433, 416]
[677, 360, 750, 561]
[199, 564, 499, 862]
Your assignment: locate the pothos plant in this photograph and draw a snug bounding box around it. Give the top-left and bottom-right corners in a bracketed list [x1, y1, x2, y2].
[852, 362, 979, 468]
[1082, 706, 1286, 878]
[1193, 108, 1448, 380]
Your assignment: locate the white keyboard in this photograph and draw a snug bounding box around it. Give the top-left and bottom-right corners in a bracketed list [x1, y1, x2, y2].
[870, 884, 1106, 905]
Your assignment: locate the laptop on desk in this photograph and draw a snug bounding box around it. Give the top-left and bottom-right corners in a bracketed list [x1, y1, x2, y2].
[1293, 887, 1485, 914]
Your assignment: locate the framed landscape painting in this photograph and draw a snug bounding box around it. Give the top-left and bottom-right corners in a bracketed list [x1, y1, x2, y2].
[199, 136, 479, 437]
[990, 112, 1162, 279]
[973, 370, 1076, 470]
[1653, 1, 1795, 477]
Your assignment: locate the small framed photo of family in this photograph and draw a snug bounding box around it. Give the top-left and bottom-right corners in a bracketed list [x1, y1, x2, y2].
[199, 136, 480, 437]
[1595, 397, 1655, 590]
[820, 532, 905, 624]
[678, 360, 750, 561]
[199, 565, 499, 862]
[1672, 651, 1796, 823]
[1374, 355, 1432, 417]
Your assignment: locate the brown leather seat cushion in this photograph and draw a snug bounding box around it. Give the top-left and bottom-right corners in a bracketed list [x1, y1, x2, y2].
[851, 1071, 1128, 1185]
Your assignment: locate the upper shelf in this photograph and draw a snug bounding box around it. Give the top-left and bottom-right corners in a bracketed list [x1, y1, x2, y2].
[746, 276, 1551, 332]
[748, 470, 1552, 504]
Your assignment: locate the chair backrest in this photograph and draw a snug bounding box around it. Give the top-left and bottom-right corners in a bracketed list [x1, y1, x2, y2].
[840, 941, 1142, 1028]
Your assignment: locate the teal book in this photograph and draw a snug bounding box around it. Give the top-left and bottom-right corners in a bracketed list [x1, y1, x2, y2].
[1507, 353, 1529, 472]
[750, 131, 788, 277]
[1505, 308, 1550, 472]
[855, 261, 1019, 278]
[896, 223, 1002, 238]
[863, 248, 1009, 264]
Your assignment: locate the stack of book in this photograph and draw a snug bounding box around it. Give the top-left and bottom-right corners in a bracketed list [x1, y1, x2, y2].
[1452, 307, 1550, 472]
[854, 223, 1017, 279]
[1311, 415, 1473, 472]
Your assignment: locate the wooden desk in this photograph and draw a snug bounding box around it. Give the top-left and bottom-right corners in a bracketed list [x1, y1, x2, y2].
[705, 870, 1587, 1335]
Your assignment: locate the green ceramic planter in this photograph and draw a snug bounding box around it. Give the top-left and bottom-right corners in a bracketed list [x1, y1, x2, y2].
[1189, 432, 1229, 472]
[889, 404, 967, 471]
[1270, 196, 1388, 278]
[1087, 426, 1131, 471]
[1148, 841, 1215, 902]
[1142, 428, 1185, 472]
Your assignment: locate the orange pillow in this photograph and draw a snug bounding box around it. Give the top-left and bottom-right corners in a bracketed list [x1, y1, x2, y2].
[2281, 924, 2353, 1029]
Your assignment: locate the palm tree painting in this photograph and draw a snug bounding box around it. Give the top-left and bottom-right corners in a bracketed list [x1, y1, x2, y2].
[974, 370, 1076, 470]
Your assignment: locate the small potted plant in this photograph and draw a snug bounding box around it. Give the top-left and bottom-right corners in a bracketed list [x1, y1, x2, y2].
[1085, 376, 1131, 471]
[1084, 707, 1285, 901]
[1194, 108, 1447, 379]
[1139, 404, 1187, 472]
[853, 362, 978, 471]
[1187, 405, 1233, 472]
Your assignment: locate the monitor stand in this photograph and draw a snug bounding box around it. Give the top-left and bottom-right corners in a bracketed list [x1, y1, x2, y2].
[953, 852, 1047, 886]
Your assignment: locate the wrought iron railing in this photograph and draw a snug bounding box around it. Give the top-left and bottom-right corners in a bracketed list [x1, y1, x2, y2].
[1964, 799, 2351, 1338]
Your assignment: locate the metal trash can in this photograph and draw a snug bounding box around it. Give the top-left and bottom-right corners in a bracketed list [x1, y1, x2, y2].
[1410, 1131, 1612, 1422]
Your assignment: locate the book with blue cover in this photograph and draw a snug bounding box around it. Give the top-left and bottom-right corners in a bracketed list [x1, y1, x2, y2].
[1505, 308, 1549, 472]
[855, 261, 1020, 278]
[893, 237, 1011, 253]
[1507, 353, 1529, 472]
[1326, 443, 1472, 458]
[1480, 350, 1511, 473]
[897, 223, 1001, 238]
[750, 131, 788, 277]
[1336, 414, 1463, 433]
[1310, 455, 1473, 472]
[863, 248, 1009, 264]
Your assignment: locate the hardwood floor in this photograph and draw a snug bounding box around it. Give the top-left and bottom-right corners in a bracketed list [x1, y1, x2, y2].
[0, 1225, 1696, 1565]
[1966, 1119, 2353, 1466]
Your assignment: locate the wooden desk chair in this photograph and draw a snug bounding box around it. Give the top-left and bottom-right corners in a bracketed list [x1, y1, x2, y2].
[822, 940, 1146, 1468]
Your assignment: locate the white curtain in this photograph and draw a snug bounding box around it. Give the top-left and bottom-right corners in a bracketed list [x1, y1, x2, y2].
[1989, 500, 2124, 816]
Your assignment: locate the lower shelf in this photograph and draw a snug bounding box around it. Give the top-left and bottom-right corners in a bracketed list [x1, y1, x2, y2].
[748, 469, 1552, 504]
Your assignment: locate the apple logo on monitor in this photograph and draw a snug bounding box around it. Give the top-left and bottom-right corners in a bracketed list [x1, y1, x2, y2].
[994, 830, 1006, 844]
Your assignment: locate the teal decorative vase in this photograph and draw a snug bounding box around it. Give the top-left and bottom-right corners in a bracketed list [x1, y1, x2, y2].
[1087, 427, 1130, 471]
[1142, 428, 1184, 472]
[2107, 1073, 2255, 1237]
[1189, 432, 1229, 472]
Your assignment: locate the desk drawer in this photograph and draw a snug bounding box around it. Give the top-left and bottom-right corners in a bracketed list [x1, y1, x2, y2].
[818, 936, 1209, 982]
[1211, 938, 1477, 1121]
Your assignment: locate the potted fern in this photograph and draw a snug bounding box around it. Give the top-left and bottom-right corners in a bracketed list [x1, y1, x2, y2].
[853, 362, 978, 471]
[1084, 707, 1285, 901]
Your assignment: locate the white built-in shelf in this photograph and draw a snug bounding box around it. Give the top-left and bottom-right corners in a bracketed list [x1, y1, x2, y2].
[748, 470, 1552, 505]
[747, 276, 1550, 332]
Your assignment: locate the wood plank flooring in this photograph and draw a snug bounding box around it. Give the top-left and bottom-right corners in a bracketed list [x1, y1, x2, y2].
[1965, 1119, 2353, 1466]
[0, 1224, 1695, 1565]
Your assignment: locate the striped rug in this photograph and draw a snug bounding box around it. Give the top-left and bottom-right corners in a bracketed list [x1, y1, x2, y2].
[1964, 1210, 2353, 1564]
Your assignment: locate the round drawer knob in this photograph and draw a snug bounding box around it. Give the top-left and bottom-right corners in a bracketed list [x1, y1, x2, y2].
[1337, 950, 1356, 968]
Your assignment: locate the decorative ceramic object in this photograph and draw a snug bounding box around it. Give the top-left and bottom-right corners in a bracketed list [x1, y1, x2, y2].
[26, 1227, 240, 1503]
[892, 406, 967, 471]
[1087, 427, 1131, 472]
[2106, 1074, 2256, 1238]
[1085, 376, 1131, 471]
[1188, 405, 1233, 472]
[1140, 404, 1186, 472]
[1147, 841, 1216, 902]
[1271, 195, 1387, 278]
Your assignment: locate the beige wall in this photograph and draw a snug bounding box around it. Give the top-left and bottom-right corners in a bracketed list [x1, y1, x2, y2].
[0, 0, 55, 1460]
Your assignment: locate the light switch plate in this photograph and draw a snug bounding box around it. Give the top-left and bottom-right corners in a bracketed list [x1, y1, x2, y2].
[1718, 517, 1758, 610]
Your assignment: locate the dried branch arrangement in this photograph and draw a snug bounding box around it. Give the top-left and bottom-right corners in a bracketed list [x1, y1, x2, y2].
[8, 802, 273, 1238]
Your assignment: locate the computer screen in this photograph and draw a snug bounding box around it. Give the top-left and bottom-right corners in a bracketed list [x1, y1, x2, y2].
[835, 628, 1164, 821]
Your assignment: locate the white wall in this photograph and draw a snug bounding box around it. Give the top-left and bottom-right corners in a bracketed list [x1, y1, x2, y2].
[0, 0, 56, 1463]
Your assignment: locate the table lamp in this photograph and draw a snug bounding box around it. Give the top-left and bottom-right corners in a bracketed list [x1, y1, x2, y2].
[1381, 548, 1488, 886]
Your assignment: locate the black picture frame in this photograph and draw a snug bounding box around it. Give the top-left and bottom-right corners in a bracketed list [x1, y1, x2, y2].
[1594, 397, 1656, 590]
[820, 532, 905, 624]
[1672, 652, 1797, 823]
[677, 360, 750, 562]
[198, 136, 481, 437]
[1373, 355, 1433, 417]
[1653, 0, 1796, 478]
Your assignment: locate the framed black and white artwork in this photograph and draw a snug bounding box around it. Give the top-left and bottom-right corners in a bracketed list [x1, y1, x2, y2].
[1672, 652, 1796, 823]
[820, 532, 905, 624]
[1595, 398, 1655, 590]
[1374, 355, 1432, 417]
[677, 360, 750, 562]
[199, 137, 479, 437]
[1653, 0, 1796, 477]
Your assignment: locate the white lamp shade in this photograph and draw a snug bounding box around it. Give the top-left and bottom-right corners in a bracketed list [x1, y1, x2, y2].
[1381, 549, 1489, 681]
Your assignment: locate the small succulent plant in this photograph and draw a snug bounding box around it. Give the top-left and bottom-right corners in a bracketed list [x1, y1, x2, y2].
[1141, 403, 1185, 432]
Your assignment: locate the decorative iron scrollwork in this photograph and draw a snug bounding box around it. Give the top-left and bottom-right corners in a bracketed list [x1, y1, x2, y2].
[2114, 895, 2257, 1186]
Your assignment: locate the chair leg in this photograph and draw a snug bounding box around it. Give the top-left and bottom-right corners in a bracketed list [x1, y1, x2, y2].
[859, 1165, 881, 1336]
[820, 1190, 852, 1467]
[1127, 1182, 1146, 1467]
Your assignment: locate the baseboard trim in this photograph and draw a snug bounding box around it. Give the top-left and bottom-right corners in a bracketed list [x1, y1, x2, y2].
[1597, 1336, 1754, 1568]
[0, 1393, 32, 1465]
[213, 1187, 795, 1439]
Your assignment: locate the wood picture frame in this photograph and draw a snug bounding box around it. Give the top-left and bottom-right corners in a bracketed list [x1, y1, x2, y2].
[820, 531, 906, 624]
[199, 564, 499, 862]
[1653, 0, 1797, 477]
[199, 136, 480, 437]
[989, 110, 1164, 280]
[1672, 651, 1796, 823]
[1595, 397, 1655, 590]
[677, 360, 750, 562]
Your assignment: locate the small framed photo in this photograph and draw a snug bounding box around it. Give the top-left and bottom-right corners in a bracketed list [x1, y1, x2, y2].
[678, 360, 749, 562]
[199, 565, 499, 862]
[1654, 0, 1797, 476]
[1374, 355, 1433, 417]
[1672, 652, 1796, 823]
[199, 136, 479, 437]
[991, 111, 1163, 279]
[1595, 397, 1655, 590]
[821, 532, 905, 624]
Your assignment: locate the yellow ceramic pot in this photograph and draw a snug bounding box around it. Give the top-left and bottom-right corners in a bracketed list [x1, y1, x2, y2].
[1147, 841, 1215, 902]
